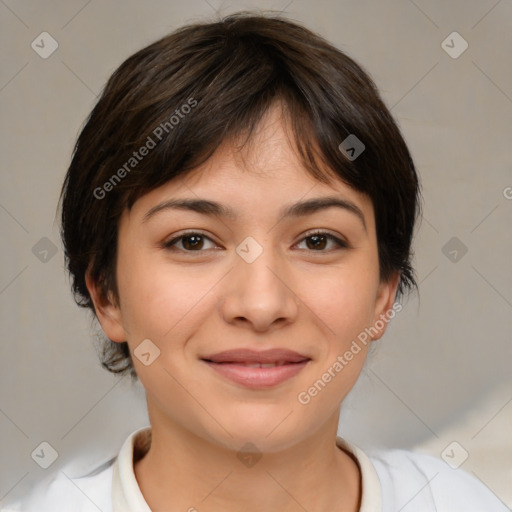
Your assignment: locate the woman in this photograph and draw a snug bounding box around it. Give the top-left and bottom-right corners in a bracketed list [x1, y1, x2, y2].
[4, 11, 507, 512]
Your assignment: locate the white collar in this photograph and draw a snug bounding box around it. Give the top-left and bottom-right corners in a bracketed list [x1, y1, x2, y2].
[112, 427, 382, 511]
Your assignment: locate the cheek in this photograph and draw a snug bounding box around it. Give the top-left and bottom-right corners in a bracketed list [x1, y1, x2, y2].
[116, 252, 217, 343]
[293, 271, 375, 414]
[300, 263, 377, 345]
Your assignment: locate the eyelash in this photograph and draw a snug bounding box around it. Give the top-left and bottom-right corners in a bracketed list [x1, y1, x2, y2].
[162, 230, 349, 254]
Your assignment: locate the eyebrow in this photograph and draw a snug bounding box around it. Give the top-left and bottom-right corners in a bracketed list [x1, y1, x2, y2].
[142, 196, 367, 232]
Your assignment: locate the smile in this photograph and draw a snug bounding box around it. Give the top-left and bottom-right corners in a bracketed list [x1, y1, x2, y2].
[201, 348, 311, 388]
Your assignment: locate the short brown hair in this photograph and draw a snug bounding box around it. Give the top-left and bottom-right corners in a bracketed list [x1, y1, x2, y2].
[59, 11, 421, 380]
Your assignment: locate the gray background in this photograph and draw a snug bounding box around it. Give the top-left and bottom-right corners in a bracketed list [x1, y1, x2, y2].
[1, 0, 511, 507]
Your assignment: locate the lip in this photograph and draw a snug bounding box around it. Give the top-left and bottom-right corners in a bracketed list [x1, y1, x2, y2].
[201, 348, 311, 389]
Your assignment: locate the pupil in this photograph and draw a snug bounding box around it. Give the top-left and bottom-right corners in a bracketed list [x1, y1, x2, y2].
[184, 235, 202, 250]
[181, 235, 327, 251]
[308, 235, 326, 250]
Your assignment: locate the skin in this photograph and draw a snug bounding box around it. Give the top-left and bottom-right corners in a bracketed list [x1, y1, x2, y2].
[86, 102, 400, 512]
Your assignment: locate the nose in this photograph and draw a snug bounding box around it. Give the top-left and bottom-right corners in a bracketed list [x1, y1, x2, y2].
[219, 242, 299, 333]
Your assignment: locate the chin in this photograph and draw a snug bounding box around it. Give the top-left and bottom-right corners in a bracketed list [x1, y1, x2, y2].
[205, 412, 309, 454]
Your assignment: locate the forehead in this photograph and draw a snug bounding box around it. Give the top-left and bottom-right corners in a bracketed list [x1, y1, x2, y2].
[124, 103, 375, 230]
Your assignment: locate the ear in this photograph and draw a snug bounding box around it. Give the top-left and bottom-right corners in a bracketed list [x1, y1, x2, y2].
[370, 270, 401, 341]
[85, 271, 128, 343]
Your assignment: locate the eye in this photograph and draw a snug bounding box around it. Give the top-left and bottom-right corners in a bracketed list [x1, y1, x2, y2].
[295, 231, 349, 251]
[163, 230, 349, 254]
[163, 231, 219, 252]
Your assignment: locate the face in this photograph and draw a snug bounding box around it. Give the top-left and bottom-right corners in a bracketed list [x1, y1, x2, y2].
[87, 104, 399, 453]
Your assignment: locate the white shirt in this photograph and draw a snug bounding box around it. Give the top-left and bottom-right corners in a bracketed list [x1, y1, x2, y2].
[2, 426, 508, 511]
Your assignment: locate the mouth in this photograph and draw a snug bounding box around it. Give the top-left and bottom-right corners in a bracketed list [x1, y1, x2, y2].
[210, 361, 300, 368]
[201, 348, 311, 388]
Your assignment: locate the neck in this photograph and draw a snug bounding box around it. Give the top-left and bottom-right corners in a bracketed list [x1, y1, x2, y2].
[133, 405, 361, 512]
